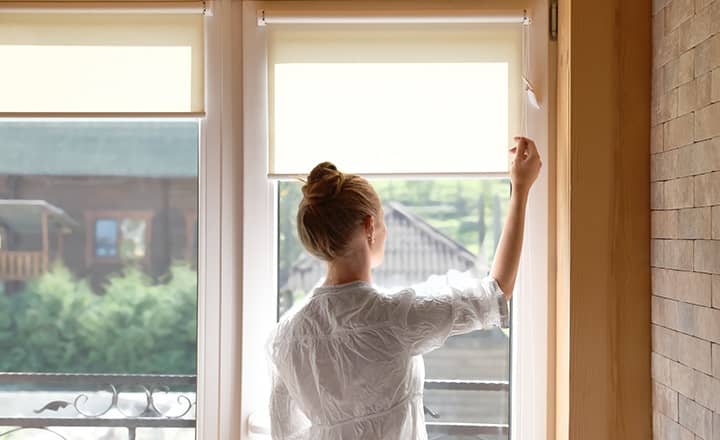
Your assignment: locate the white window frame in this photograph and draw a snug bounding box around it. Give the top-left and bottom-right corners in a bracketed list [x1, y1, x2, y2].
[201, 2, 553, 439]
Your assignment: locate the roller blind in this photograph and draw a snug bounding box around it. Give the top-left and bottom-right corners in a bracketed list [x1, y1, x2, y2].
[0, 12, 204, 113]
[267, 23, 522, 176]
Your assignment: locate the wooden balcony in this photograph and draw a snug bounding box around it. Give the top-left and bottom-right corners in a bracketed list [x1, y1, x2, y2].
[0, 251, 48, 281]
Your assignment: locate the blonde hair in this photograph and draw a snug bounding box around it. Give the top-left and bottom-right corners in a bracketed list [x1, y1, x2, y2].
[297, 162, 380, 261]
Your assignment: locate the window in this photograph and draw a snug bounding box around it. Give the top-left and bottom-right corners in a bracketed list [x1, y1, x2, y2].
[0, 4, 205, 439]
[242, 6, 529, 439]
[87, 212, 153, 263]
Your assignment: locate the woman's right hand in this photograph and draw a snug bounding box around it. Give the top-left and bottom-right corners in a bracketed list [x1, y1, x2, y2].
[509, 136, 542, 192]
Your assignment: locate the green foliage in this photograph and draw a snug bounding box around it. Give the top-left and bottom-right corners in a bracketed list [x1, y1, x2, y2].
[0, 264, 197, 374]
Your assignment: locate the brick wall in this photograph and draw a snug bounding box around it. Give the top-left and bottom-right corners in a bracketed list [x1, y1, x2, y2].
[651, 0, 720, 438]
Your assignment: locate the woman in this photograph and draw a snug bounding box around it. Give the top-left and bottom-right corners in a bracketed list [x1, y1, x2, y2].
[268, 137, 542, 439]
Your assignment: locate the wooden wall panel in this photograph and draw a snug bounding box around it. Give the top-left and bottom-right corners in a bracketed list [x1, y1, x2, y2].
[556, 0, 652, 439]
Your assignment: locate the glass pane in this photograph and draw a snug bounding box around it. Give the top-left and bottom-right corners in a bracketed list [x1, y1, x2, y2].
[120, 218, 147, 259]
[95, 219, 118, 257]
[278, 178, 510, 434]
[0, 119, 199, 439]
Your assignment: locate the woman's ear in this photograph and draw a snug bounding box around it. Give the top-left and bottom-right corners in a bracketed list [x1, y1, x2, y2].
[363, 215, 375, 237]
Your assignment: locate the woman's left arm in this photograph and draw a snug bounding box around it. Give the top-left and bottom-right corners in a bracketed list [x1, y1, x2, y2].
[269, 375, 309, 439]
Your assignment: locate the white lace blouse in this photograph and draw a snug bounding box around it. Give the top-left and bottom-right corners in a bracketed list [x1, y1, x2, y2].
[267, 271, 508, 440]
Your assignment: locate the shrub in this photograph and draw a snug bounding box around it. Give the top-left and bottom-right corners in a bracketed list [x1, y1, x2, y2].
[0, 264, 197, 374]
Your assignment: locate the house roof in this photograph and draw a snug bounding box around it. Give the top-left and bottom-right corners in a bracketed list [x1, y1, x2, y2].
[0, 200, 77, 234]
[0, 121, 198, 178]
[283, 202, 485, 294]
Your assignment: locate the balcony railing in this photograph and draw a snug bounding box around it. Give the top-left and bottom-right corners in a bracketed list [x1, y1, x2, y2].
[0, 373, 195, 440]
[0, 373, 509, 439]
[0, 251, 48, 281]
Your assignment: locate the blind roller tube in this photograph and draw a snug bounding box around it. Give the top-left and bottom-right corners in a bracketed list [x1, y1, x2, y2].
[258, 9, 527, 26]
[0, 2, 208, 14]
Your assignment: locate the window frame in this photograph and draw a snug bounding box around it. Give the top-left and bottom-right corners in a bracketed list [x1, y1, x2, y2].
[237, 2, 552, 440]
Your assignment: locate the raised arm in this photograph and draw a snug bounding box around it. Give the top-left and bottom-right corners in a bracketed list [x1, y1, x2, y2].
[490, 137, 541, 300]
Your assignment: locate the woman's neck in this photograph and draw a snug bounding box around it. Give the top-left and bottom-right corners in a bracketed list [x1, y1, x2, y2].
[324, 252, 372, 286]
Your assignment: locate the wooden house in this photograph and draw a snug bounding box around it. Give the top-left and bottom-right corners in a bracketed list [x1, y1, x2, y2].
[0, 120, 198, 291]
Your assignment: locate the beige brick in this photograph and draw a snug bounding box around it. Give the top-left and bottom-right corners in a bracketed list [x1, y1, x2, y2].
[665, 114, 695, 149]
[713, 275, 720, 309]
[714, 413, 720, 440]
[678, 207, 712, 239]
[665, 177, 694, 208]
[652, 124, 665, 153]
[679, 7, 712, 51]
[653, 267, 666, 293]
[678, 332, 713, 373]
[653, 268, 712, 305]
[694, 172, 720, 206]
[695, 102, 720, 141]
[655, 324, 680, 360]
[679, 394, 712, 439]
[671, 359, 696, 397]
[692, 370, 720, 412]
[677, 138, 720, 177]
[654, 295, 680, 327]
[677, 426, 693, 440]
[678, 271, 713, 305]
[653, 149, 680, 181]
[654, 352, 673, 385]
[665, 58, 681, 93]
[654, 9, 666, 42]
[654, 0, 670, 15]
[695, 34, 720, 76]
[696, 305, 720, 343]
[677, 301, 698, 334]
[712, 0, 720, 35]
[655, 411, 681, 440]
[653, 239, 666, 267]
[653, 210, 679, 238]
[712, 68, 720, 103]
[652, 99, 661, 127]
[654, 381, 679, 420]
[694, 240, 720, 274]
[667, 0, 695, 31]
[653, 67, 666, 105]
[656, 28, 681, 68]
[714, 207, 720, 240]
[695, 0, 713, 11]
[697, 72, 713, 109]
[665, 51, 694, 91]
[652, 182, 665, 209]
[713, 343, 720, 377]
[666, 239, 694, 269]
[657, 89, 680, 124]
[678, 80, 697, 115]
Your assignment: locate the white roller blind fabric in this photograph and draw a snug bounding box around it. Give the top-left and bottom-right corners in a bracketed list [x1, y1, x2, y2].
[267, 23, 522, 176]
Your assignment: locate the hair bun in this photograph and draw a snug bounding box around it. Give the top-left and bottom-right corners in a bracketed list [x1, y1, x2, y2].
[303, 161, 345, 203]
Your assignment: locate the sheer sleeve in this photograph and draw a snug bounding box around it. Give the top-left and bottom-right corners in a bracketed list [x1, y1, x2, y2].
[267, 322, 311, 440]
[387, 271, 509, 356]
[269, 374, 310, 440]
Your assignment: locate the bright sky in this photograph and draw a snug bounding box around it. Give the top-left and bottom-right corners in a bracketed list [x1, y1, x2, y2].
[0, 45, 192, 112]
[272, 62, 510, 175]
